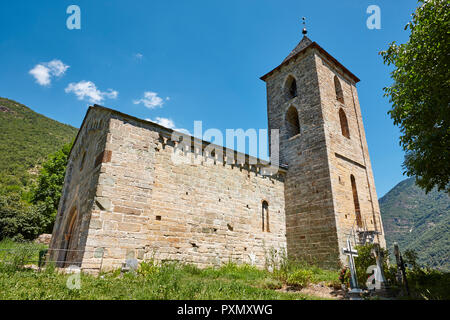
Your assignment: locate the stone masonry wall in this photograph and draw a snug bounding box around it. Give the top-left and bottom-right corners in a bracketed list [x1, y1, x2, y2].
[265, 48, 340, 268]
[79, 110, 286, 271]
[347, 82, 386, 246]
[49, 108, 111, 267]
[315, 51, 386, 265]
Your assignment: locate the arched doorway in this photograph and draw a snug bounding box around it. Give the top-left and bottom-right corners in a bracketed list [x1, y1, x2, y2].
[59, 207, 79, 267]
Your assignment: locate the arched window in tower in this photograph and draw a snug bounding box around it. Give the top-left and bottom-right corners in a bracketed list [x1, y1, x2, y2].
[334, 75, 344, 104]
[262, 201, 269, 232]
[284, 75, 298, 100]
[285, 106, 300, 138]
[339, 108, 350, 139]
[350, 175, 363, 228]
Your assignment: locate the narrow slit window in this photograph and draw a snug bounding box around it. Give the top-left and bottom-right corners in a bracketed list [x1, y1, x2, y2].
[262, 201, 269, 232]
[334, 75, 344, 104]
[339, 108, 350, 139]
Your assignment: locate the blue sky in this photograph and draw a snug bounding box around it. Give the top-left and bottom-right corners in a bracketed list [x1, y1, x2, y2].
[0, 0, 419, 197]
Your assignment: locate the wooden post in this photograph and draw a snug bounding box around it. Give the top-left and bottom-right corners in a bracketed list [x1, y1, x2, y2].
[394, 242, 410, 296]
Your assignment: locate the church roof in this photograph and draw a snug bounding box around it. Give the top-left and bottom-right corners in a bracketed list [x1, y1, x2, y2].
[70, 105, 288, 173]
[282, 36, 313, 64]
[260, 36, 360, 83]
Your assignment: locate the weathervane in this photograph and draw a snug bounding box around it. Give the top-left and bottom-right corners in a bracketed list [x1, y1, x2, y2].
[302, 17, 308, 35]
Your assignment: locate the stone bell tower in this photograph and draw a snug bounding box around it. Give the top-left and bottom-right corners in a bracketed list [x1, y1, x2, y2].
[261, 28, 386, 268]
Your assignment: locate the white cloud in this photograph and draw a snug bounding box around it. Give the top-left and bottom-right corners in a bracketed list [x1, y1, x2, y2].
[103, 88, 119, 100]
[148, 117, 175, 128]
[29, 59, 69, 86]
[146, 117, 190, 135]
[47, 60, 69, 76]
[133, 91, 165, 109]
[29, 65, 51, 86]
[134, 53, 144, 60]
[65, 80, 118, 104]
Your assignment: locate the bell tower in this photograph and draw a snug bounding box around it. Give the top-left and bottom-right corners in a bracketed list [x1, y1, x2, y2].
[261, 26, 386, 268]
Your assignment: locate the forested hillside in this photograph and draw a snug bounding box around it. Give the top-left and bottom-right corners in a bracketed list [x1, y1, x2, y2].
[0, 97, 77, 192]
[380, 177, 450, 271]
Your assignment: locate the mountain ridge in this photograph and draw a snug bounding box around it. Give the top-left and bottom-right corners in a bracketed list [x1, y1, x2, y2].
[380, 177, 449, 271]
[0, 97, 78, 191]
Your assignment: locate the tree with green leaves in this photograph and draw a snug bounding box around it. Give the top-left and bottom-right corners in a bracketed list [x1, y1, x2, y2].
[31, 142, 72, 234]
[0, 142, 72, 241]
[380, 0, 449, 194]
[0, 193, 47, 241]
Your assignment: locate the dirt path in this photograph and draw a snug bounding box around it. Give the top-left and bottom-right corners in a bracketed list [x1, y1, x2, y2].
[278, 283, 346, 300]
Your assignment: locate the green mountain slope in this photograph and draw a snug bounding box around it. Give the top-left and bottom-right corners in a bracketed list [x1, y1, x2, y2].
[0, 97, 78, 191]
[380, 177, 450, 271]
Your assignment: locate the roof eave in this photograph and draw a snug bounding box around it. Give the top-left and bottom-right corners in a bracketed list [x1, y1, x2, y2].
[69, 104, 288, 174]
[260, 42, 360, 83]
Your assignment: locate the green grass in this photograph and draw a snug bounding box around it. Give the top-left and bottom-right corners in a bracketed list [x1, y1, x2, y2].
[0, 261, 334, 300]
[2, 240, 448, 300]
[272, 259, 340, 288]
[0, 241, 339, 300]
[0, 239, 47, 270]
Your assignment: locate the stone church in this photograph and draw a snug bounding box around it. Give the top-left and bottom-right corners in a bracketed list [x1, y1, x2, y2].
[48, 33, 386, 272]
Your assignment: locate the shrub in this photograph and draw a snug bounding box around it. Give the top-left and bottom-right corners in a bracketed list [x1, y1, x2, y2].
[0, 193, 51, 241]
[405, 267, 450, 300]
[286, 269, 313, 289]
[354, 244, 389, 289]
[403, 249, 419, 269]
[137, 260, 160, 278]
[384, 264, 399, 286]
[339, 267, 350, 287]
[271, 256, 339, 290]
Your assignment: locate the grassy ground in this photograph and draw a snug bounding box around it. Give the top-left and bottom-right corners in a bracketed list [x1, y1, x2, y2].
[0, 240, 340, 300]
[0, 239, 47, 269]
[2, 240, 448, 300]
[0, 262, 338, 300]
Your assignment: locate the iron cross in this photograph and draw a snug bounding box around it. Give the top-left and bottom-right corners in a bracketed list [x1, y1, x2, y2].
[343, 239, 358, 258]
[343, 239, 359, 290]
